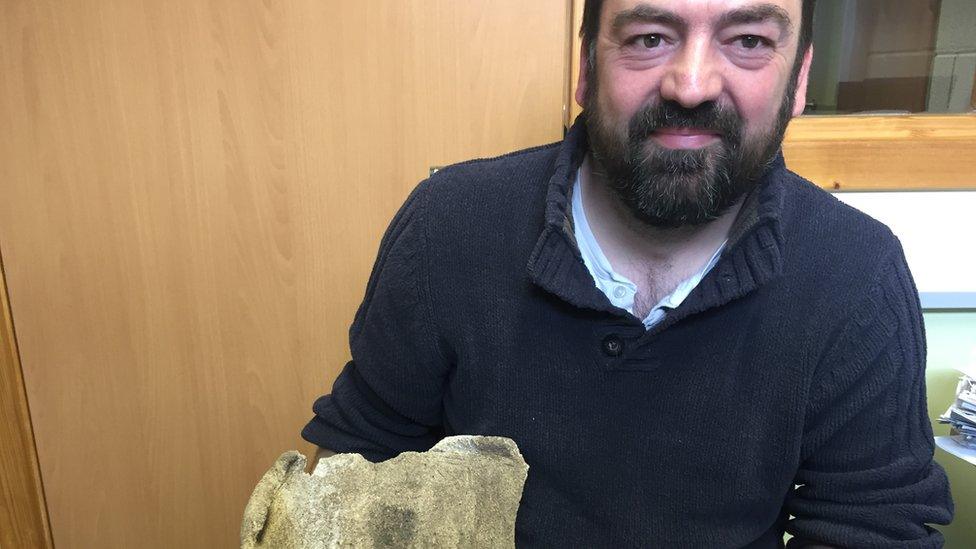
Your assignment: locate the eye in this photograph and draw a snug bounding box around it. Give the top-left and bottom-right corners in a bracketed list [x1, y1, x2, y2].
[640, 34, 663, 48]
[736, 35, 770, 49]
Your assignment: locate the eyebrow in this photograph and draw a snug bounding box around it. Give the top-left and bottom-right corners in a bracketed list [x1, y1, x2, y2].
[717, 4, 794, 39]
[610, 3, 795, 39]
[611, 5, 686, 34]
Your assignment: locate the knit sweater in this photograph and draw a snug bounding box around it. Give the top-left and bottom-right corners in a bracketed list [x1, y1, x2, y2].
[302, 117, 953, 547]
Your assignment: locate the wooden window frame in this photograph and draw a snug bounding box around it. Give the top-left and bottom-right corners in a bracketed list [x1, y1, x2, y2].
[565, 0, 976, 192]
[785, 114, 976, 191]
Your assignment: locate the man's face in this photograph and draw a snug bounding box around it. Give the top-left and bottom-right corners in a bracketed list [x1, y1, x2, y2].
[577, 0, 812, 228]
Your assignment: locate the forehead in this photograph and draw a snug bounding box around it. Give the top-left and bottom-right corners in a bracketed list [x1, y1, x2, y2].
[601, 0, 802, 28]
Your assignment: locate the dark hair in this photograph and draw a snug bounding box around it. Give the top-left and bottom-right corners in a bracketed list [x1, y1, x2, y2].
[580, 0, 817, 70]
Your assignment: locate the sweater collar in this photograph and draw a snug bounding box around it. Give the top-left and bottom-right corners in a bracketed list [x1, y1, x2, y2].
[527, 114, 787, 326]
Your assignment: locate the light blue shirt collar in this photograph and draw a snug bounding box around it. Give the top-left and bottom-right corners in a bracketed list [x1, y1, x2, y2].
[572, 169, 726, 329]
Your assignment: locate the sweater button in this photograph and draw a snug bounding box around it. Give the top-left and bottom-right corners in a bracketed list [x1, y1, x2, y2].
[602, 334, 624, 357]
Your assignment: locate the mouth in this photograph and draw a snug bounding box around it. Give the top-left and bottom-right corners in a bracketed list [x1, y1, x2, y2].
[650, 127, 722, 150]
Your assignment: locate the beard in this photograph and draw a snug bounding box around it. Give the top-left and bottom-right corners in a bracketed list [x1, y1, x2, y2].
[584, 75, 796, 229]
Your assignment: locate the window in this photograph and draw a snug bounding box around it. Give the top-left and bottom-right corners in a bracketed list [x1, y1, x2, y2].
[806, 0, 976, 114]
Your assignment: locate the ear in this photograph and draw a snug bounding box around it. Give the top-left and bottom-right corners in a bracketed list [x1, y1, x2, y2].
[791, 45, 814, 117]
[575, 41, 590, 109]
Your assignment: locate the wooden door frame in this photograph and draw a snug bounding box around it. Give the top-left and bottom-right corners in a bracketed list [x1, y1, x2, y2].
[0, 247, 53, 549]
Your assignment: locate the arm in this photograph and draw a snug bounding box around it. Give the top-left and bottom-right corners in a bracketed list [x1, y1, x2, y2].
[784, 239, 953, 546]
[302, 446, 336, 474]
[315, 447, 335, 461]
[301, 180, 450, 462]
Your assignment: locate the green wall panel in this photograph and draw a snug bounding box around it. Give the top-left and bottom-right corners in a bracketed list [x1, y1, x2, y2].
[924, 311, 976, 547]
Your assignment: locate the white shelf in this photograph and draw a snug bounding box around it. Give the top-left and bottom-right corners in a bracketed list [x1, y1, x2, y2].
[935, 436, 976, 467]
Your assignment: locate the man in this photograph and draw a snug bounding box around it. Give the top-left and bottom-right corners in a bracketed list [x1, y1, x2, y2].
[303, 0, 954, 546]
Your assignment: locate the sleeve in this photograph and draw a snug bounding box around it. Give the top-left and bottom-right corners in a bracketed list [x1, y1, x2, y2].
[301, 180, 451, 462]
[784, 238, 954, 548]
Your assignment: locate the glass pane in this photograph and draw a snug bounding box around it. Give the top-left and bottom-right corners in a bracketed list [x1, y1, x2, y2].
[805, 0, 976, 114]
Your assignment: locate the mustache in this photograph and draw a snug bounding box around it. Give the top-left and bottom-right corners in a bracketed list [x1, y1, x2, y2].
[628, 100, 742, 142]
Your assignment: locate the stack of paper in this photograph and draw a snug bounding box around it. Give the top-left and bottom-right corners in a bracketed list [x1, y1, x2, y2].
[939, 372, 976, 446]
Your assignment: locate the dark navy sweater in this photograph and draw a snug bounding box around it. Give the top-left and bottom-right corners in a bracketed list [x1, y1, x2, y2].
[303, 118, 953, 547]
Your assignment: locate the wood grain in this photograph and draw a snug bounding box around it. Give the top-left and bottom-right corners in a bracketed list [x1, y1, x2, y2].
[971, 69, 976, 111]
[0, 250, 53, 548]
[784, 114, 976, 190]
[0, 1, 568, 547]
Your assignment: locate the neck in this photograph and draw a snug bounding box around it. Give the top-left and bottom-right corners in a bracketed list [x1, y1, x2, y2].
[579, 154, 743, 273]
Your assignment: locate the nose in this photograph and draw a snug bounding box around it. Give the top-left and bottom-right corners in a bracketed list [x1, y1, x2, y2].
[659, 37, 723, 109]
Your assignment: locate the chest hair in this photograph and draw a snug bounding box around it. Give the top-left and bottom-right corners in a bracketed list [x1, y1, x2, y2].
[630, 264, 692, 319]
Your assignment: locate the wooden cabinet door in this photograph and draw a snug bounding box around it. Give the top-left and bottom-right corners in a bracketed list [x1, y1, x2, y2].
[0, 1, 570, 546]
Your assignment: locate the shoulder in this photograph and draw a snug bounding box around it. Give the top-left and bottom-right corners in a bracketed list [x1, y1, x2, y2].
[421, 141, 562, 208]
[778, 169, 900, 262]
[405, 141, 565, 255]
[774, 170, 909, 310]
[781, 170, 895, 241]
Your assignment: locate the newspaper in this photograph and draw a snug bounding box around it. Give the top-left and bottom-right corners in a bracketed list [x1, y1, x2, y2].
[938, 370, 976, 447]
